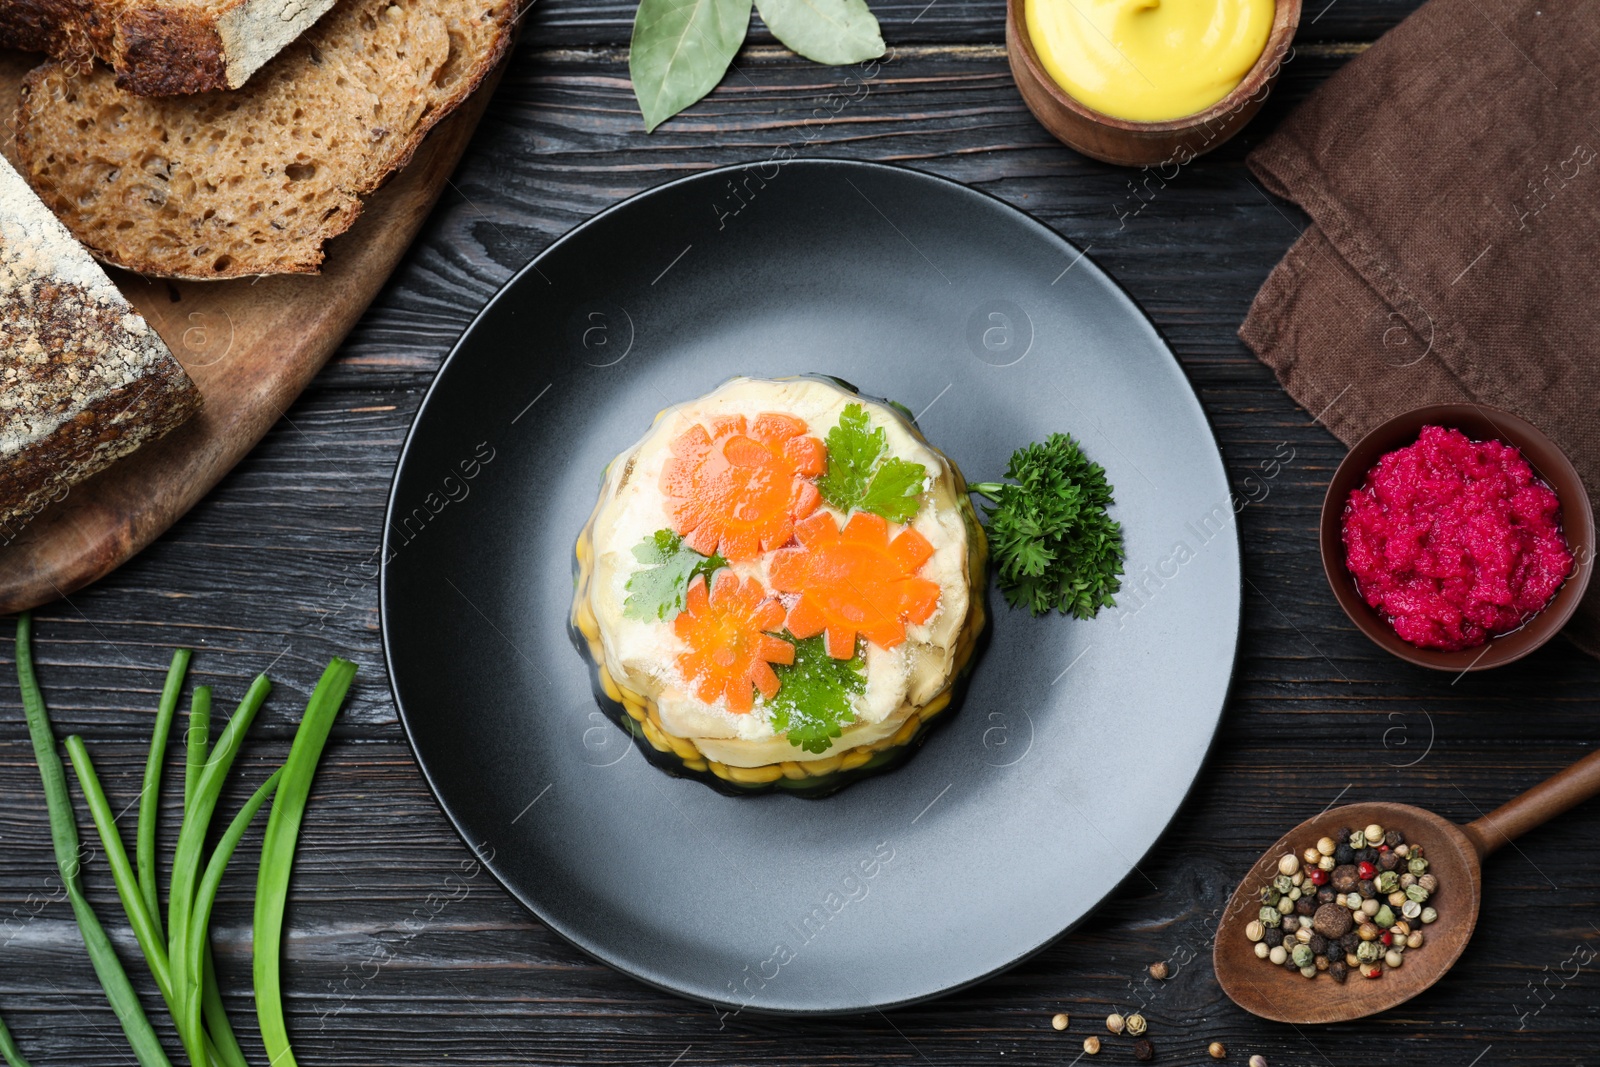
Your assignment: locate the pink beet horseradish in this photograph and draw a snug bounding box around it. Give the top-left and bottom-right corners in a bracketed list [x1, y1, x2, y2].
[1341, 425, 1573, 652]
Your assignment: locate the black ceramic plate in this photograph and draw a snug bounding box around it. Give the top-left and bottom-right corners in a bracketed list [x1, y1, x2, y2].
[382, 159, 1240, 1014]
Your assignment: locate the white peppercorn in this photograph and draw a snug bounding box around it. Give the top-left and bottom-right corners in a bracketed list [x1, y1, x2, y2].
[1254, 942, 1270, 959]
[1106, 1013, 1125, 1035]
[1278, 854, 1299, 876]
[1209, 1042, 1227, 1059]
[1318, 854, 1337, 871]
[1385, 949, 1404, 968]
[1269, 946, 1288, 965]
[1246, 920, 1265, 942]
[1394, 843, 1409, 857]
[1302, 847, 1322, 866]
[1295, 926, 1312, 944]
[1407, 931, 1425, 949]
[1052, 1013, 1069, 1031]
[1149, 961, 1170, 980]
[1421, 906, 1438, 924]
[1316, 836, 1337, 856]
[1084, 1037, 1101, 1055]
[1364, 823, 1384, 843]
[1361, 898, 1380, 917]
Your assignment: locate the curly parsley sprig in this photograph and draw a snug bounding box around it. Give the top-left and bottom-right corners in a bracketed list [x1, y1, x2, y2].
[971, 433, 1124, 620]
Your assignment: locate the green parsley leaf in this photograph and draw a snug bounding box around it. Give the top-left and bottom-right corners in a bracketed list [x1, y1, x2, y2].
[818, 402, 929, 522]
[861, 455, 928, 523]
[766, 634, 865, 754]
[971, 433, 1125, 620]
[622, 530, 726, 621]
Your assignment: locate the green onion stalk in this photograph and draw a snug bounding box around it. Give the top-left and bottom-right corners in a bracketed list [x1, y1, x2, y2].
[14, 614, 173, 1067]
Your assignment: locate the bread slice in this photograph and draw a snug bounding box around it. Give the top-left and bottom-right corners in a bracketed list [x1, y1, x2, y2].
[16, 0, 519, 279]
[0, 154, 200, 540]
[0, 0, 339, 96]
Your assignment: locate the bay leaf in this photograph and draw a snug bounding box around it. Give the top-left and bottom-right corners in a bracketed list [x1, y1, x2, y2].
[630, 0, 754, 132]
[754, 0, 884, 65]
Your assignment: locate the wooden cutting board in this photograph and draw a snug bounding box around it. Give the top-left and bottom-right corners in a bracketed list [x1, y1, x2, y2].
[0, 50, 503, 613]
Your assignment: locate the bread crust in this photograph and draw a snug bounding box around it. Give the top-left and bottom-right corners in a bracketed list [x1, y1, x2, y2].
[0, 0, 328, 96]
[16, 0, 521, 279]
[113, 6, 229, 96]
[0, 155, 201, 537]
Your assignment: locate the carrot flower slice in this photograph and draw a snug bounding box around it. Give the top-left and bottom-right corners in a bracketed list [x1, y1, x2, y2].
[660, 413, 826, 561]
[674, 571, 796, 713]
[768, 511, 942, 658]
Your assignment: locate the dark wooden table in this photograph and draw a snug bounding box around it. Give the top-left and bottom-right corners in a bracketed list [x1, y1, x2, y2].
[6, 2, 1600, 1064]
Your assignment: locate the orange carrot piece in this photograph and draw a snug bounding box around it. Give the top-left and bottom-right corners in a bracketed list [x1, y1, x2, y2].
[768, 510, 942, 658]
[674, 572, 794, 712]
[660, 413, 827, 562]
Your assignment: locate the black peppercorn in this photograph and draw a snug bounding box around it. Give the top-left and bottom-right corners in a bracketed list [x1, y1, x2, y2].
[1331, 865, 1360, 893]
[1264, 927, 1284, 948]
[1333, 844, 1354, 865]
[1317, 887, 1336, 905]
[1295, 897, 1315, 917]
[1336, 826, 1353, 842]
[1340, 932, 1359, 953]
[1309, 933, 1328, 954]
[1384, 830, 1403, 849]
[1357, 847, 1380, 866]
[1357, 879, 1376, 898]
[1133, 1039, 1155, 1062]
[1378, 850, 1402, 872]
[1329, 959, 1349, 983]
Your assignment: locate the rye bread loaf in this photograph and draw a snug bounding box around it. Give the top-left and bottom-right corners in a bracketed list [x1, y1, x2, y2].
[15, 0, 519, 280]
[0, 0, 338, 95]
[0, 154, 200, 539]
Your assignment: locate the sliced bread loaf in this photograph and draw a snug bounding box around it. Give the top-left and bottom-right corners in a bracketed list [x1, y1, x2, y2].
[16, 0, 519, 279]
[0, 0, 338, 96]
[0, 154, 200, 539]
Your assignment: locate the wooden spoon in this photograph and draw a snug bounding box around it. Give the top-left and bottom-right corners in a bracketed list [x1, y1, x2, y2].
[1214, 749, 1600, 1023]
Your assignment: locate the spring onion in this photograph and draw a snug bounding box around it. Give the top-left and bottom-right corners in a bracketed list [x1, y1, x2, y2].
[255, 657, 358, 1067]
[14, 614, 174, 1067]
[64, 737, 246, 1067]
[137, 649, 189, 945]
[178, 684, 249, 1067]
[168, 675, 271, 1067]
[181, 769, 282, 1065]
[183, 686, 210, 812]
[0, 1007, 32, 1067]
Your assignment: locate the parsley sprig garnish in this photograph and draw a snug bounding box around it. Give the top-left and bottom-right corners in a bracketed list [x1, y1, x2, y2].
[766, 634, 865, 754]
[622, 530, 726, 621]
[818, 403, 928, 523]
[971, 433, 1124, 619]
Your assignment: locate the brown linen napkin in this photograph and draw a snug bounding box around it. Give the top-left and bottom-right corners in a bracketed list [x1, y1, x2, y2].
[1239, 0, 1600, 657]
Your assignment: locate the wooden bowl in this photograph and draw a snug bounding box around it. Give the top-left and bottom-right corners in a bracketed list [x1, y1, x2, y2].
[1319, 404, 1595, 672]
[1004, 0, 1302, 167]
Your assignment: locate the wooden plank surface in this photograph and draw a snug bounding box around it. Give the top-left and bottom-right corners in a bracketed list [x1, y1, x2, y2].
[5, 6, 1600, 1066]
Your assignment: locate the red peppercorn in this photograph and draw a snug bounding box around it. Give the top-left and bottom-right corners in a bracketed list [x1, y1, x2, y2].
[1357, 861, 1377, 880]
[1378, 844, 1389, 852]
[1309, 868, 1328, 886]
[1380, 931, 1393, 945]
[1365, 966, 1383, 979]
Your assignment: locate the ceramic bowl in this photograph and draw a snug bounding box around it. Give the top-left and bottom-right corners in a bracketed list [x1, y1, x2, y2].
[1320, 404, 1594, 672]
[1004, 0, 1302, 167]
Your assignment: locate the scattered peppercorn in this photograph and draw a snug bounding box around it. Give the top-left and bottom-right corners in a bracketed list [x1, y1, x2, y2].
[1052, 1013, 1069, 1031]
[1106, 1013, 1125, 1035]
[1133, 1038, 1155, 1062]
[1209, 1041, 1227, 1059]
[1126, 1013, 1148, 1036]
[1249, 1055, 1268, 1067]
[1148, 961, 1170, 980]
[1083, 1036, 1101, 1055]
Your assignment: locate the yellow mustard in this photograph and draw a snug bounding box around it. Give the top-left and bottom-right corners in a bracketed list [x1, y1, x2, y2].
[1024, 0, 1274, 123]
